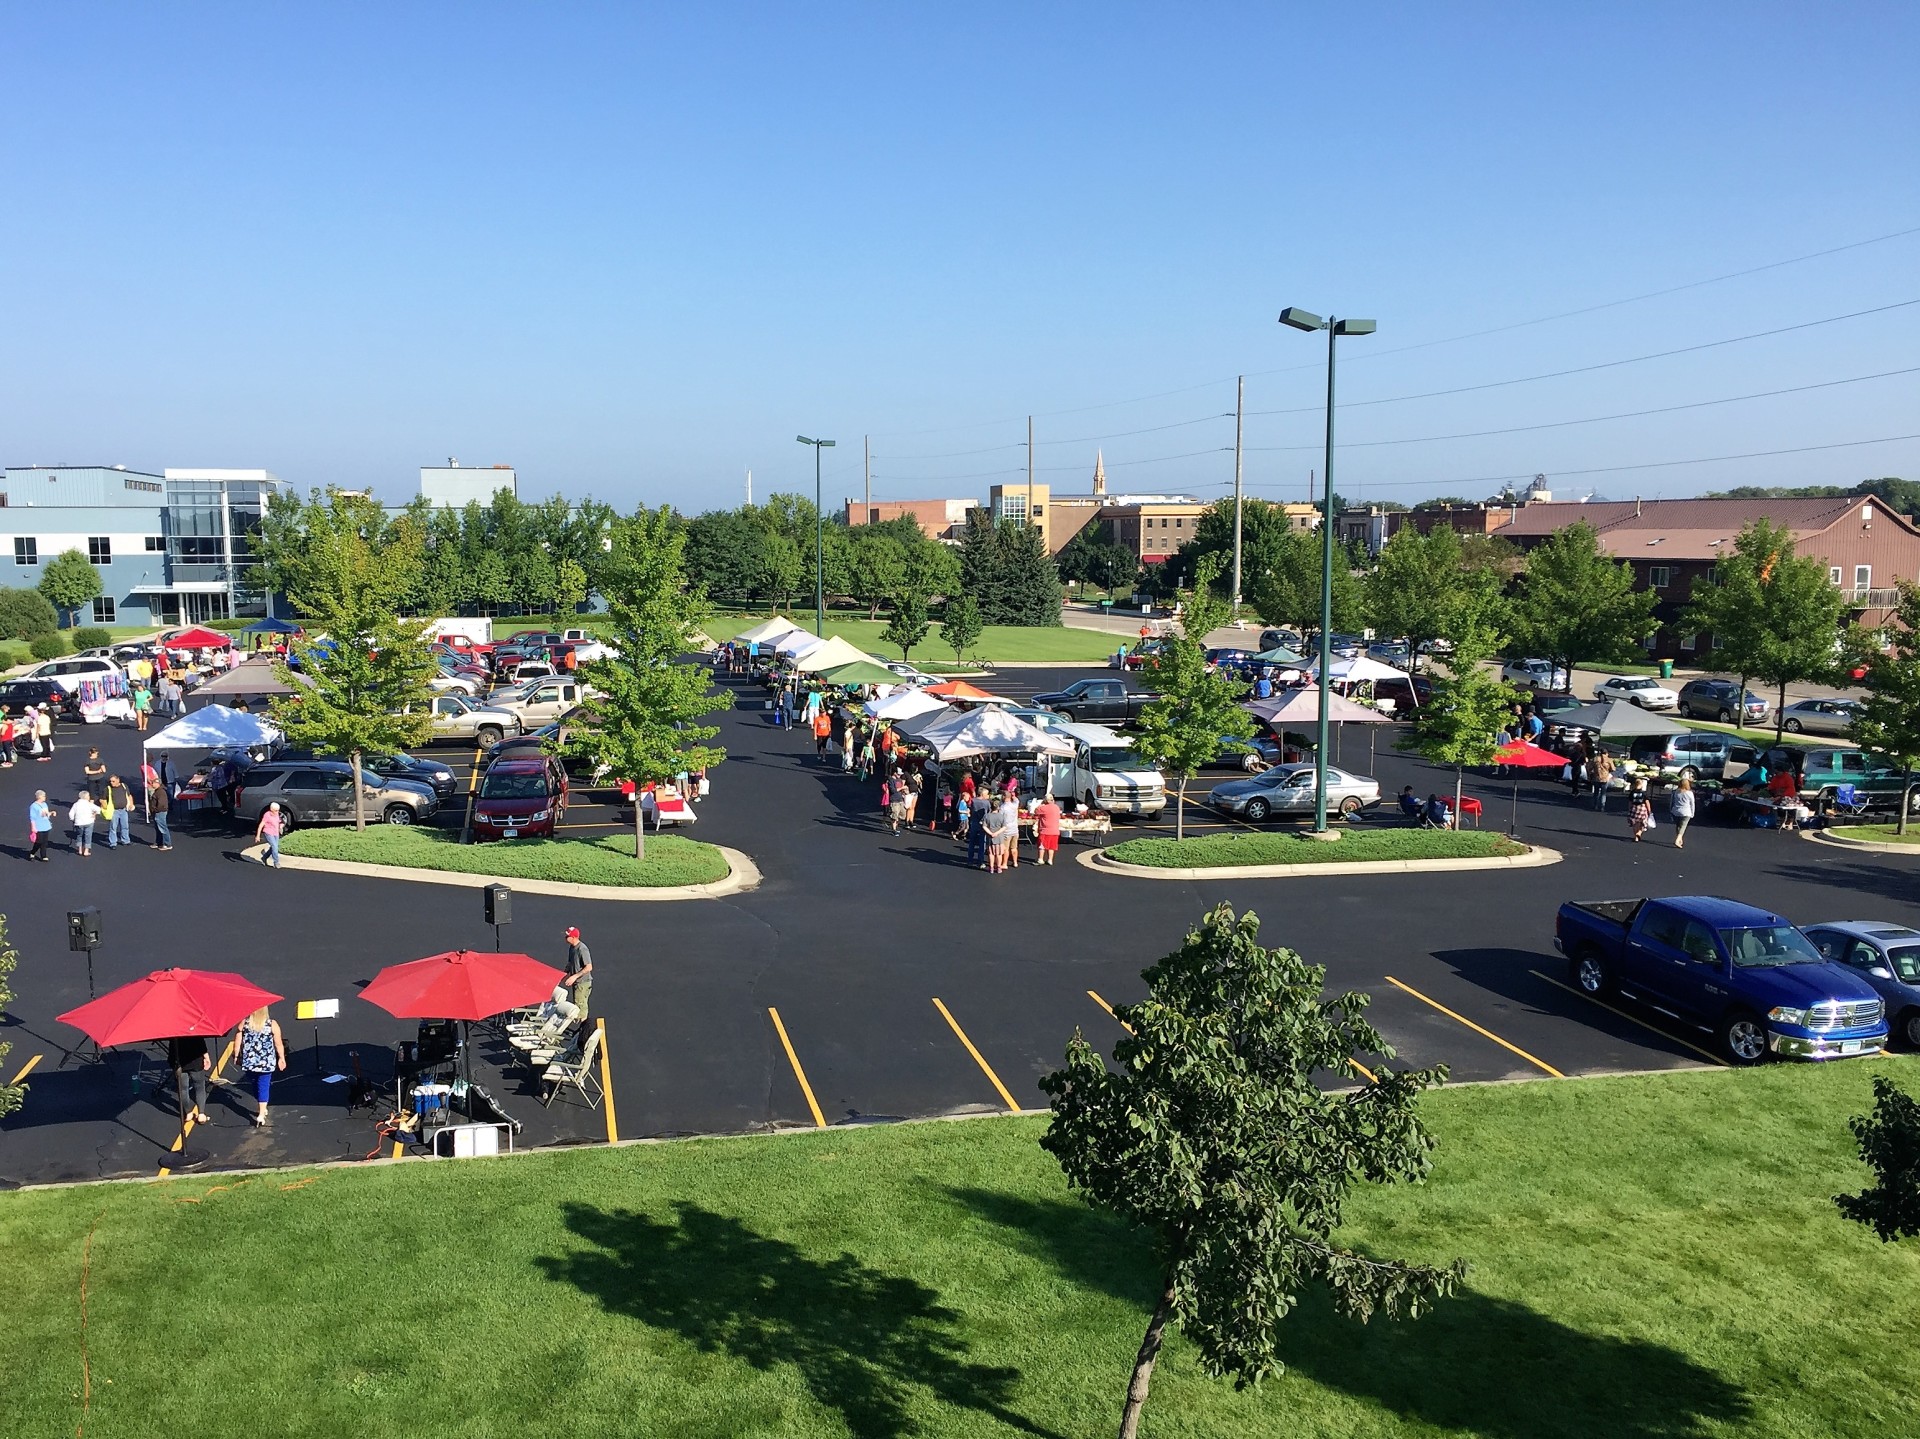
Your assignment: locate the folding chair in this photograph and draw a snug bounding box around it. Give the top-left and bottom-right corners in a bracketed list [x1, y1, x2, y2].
[510, 1003, 580, 1058]
[541, 1026, 604, 1109]
[1830, 783, 1869, 820]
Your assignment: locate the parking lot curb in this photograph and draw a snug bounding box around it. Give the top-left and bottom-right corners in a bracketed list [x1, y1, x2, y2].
[1076, 842, 1562, 881]
[240, 842, 763, 901]
[1801, 830, 1920, 856]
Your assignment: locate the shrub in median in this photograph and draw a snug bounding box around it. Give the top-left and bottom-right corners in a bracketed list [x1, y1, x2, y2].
[70, 626, 114, 651]
[1106, 829, 1525, 868]
[27, 632, 69, 662]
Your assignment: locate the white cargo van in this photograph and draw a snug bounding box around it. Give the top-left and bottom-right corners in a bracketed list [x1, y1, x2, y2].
[1049, 722, 1167, 818]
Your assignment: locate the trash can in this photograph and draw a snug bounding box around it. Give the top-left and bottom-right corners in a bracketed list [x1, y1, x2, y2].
[1658, 659, 1674, 679]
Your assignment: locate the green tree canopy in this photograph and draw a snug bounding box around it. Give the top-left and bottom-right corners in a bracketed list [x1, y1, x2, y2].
[1364, 525, 1496, 668]
[1040, 903, 1464, 1439]
[1245, 526, 1366, 640]
[958, 511, 1063, 626]
[1057, 520, 1139, 596]
[1507, 521, 1656, 683]
[880, 594, 929, 661]
[37, 549, 102, 627]
[1835, 1076, 1920, 1242]
[1848, 583, 1920, 833]
[0, 588, 60, 641]
[1406, 589, 1521, 820]
[1132, 559, 1253, 839]
[940, 592, 982, 662]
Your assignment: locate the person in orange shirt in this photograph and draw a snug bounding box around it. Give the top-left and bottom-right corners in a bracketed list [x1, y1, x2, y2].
[812, 707, 832, 758]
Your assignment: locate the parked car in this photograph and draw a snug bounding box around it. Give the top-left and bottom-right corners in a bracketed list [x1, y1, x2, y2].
[1367, 641, 1411, 666]
[1121, 639, 1167, 671]
[1001, 706, 1074, 734]
[1591, 675, 1679, 710]
[1502, 658, 1570, 690]
[1258, 628, 1303, 654]
[1803, 922, 1920, 1050]
[1209, 763, 1379, 822]
[1367, 675, 1432, 712]
[233, 761, 441, 828]
[1778, 698, 1861, 737]
[1554, 895, 1887, 1064]
[270, 746, 458, 799]
[1046, 723, 1167, 818]
[1676, 678, 1769, 724]
[1203, 732, 1286, 769]
[1204, 647, 1259, 671]
[1765, 747, 1920, 813]
[1030, 678, 1155, 726]
[1528, 691, 1585, 722]
[1328, 633, 1366, 658]
[0, 678, 73, 717]
[429, 674, 486, 698]
[508, 660, 558, 684]
[491, 678, 591, 727]
[472, 755, 569, 840]
[19, 656, 122, 694]
[1626, 732, 1760, 781]
[409, 692, 524, 746]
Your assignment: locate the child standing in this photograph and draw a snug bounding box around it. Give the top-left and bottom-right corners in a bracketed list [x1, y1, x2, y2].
[1628, 782, 1653, 843]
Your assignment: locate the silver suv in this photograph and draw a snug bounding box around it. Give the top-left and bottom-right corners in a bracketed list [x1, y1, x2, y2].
[234, 762, 441, 828]
[1626, 731, 1759, 781]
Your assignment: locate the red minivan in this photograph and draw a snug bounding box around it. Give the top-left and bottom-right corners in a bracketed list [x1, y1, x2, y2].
[472, 755, 569, 840]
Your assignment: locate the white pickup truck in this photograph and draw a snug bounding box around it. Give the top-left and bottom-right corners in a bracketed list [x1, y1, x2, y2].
[1047, 722, 1167, 818]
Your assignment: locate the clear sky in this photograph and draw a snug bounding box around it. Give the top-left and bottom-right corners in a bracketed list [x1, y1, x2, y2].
[4, 4, 1916, 513]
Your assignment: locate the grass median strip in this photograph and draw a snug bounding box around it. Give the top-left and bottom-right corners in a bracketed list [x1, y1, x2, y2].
[278, 826, 732, 887]
[2, 1064, 1915, 1436]
[1106, 828, 1526, 868]
[1829, 824, 1920, 845]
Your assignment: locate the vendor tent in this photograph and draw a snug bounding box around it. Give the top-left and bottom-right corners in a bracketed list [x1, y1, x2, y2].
[924, 680, 999, 700]
[920, 708, 1075, 760]
[184, 658, 303, 713]
[734, 616, 807, 646]
[864, 688, 951, 722]
[1553, 700, 1689, 738]
[1307, 654, 1408, 684]
[1248, 645, 1305, 666]
[773, 631, 826, 658]
[143, 705, 281, 752]
[162, 626, 234, 650]
[241, 616, 302, 635]
[816, 659, 900, 686]
[1245, 688, 1391, 726]
[789, 636, 875, 673]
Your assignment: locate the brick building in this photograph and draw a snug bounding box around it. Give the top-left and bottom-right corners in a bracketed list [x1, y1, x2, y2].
[843, 497, 975, 542]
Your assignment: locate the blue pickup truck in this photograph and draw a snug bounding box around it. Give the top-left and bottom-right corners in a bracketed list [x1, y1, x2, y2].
[1555, 895, 1888, 1065]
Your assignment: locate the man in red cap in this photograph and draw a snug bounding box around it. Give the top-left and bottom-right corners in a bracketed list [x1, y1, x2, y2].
[562, 926, 593, 1015]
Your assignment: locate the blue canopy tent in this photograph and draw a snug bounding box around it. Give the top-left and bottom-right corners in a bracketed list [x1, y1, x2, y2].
[241, 616, 302, 634]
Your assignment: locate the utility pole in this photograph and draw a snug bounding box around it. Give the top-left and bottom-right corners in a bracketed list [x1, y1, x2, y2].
[1231, 375, 1245, 615]
[745, 468, 752, 506]
[1307, 468, 1314, 506]
[1026, 415, 1034, 521]
[863, 435, 871, 514]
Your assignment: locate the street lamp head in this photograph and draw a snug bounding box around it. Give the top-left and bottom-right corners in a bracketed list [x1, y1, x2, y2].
[820, 439, 836, 448]
[1278, 307, 1326, 332]
[796, 435, 814, 446]
[1333, 318, 1377, 336]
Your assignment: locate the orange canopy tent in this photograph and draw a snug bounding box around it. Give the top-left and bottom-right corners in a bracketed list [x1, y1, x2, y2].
[924, 680, 997, 700]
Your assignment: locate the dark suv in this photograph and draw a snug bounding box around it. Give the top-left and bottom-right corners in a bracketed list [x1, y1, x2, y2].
[234, 762, 441, 828]
[1676, 678, 1769, 724]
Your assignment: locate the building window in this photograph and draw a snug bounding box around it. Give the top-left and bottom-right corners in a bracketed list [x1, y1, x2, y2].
[1032, 505, 1043, 517]
[1649, 565, 1671, 588]
[91, 596, 116, 624]
[14, 537, 36, 565]
[146, 535, 166, 552]
[88, 536, 112, 565]
[1711, 634, 1724, 650]
[1830, 566, 1843, 585]
[1855, 565, 1872, 590]
[1679, 633, 1697, 651]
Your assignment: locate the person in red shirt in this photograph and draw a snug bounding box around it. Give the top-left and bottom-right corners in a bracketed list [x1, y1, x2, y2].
[1032, 796, 1063, 866]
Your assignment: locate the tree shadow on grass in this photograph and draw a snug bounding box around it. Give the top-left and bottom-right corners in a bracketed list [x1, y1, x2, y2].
[537, 1201, 1063, 1439]
[945, 1187, 1752, 1439]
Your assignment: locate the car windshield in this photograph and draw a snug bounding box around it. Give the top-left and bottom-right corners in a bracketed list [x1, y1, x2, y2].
[1726, 925, 1824, 969]
[480, 772, 550, 800]
[1088, 747, 1138, 770]
[1885, 945, 1920, 982]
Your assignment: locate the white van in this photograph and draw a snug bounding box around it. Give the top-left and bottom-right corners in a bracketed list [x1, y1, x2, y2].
[23, 656, 123, 694]
[1049, 722, 1167, 818]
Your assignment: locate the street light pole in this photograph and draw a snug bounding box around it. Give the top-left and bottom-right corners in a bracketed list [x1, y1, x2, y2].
[796, 436, 837, 636]
[1279, 308, 1375, 834]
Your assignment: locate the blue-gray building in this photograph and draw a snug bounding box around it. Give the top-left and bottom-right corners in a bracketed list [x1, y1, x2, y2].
[1, 465, 287, 626]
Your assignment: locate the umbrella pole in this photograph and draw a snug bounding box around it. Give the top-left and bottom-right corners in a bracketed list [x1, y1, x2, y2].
[1510, 780, 1519, 837]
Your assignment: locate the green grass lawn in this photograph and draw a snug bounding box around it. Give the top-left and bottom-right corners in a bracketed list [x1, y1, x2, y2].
[1108, 828, 1526, 867]
[2, 1063, 1916, 1437]
[1830, 824, 1920, 845]
[714, 611, 1119, 665]
[279, 826, 731, 886]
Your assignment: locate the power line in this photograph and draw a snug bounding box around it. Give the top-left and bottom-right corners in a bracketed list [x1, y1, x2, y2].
[875, 411, 1232, 463]
[1244, 299, 1920, 417]
[1037, 446, 1231, 473]
[1242, 365, 1920, 452]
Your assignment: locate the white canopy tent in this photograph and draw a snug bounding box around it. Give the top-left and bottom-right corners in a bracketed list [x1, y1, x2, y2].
[734, 616, 807, 647]
[920, 708, 1076, 761]
[773, 630, 826, 658]
[143, 705, 282, 753]
[1307, 654, 1409, 685]
[864, 688, 952, 722]
[789, 636, 876, 674]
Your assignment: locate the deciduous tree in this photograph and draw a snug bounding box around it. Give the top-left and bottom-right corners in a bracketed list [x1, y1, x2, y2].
[880, 594, 929, 662]
[1850, 583, 1920, 833]
[940, 593, 982, 662]
[1507, 521, 1655, 685]
[1835, 1076, 1920, 1242]
[1364, 526, 1489, 672]
[1041, 903, 1464, 1439]
[1132, 559, 1253, 839]
[37, 549, 102, 628]
[1406, 591, 1520, 822]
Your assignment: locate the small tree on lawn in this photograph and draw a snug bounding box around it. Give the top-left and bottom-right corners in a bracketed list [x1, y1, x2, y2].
[941, 592, 982, 663]
[38, 549, 103, 628]
[1851, 583, 1920, 833]
[574, 506, 726, 861]
[1507, 521, 1654, 685]
[1835, 1077, 1920, 1242]
[880, 593, 929, 662]
[1133, 557, 1252, 840]
[0, 914, 24, 1120]
[1407, 589, 1519, 823]
[269, 493, 437, 829]
[1041, 903, 1464, 1439]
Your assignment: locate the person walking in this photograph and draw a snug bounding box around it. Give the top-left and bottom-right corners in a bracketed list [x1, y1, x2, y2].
[982, 795, 1011, 874]
[1670, 776, 1696, 849]
[69, 789, 99, 857]
[82, 747, 109, 803]
[562, 926, 594, 1015]
[132, 682, 151, 732]
[234, 1007, 285, 1124]
[33, 703, 53, 761]
[965, 791, 989, 869]
[104, 775, 134, 849]
[254, 801, 285, 868]
[886, 776, 908, 835]
[0, 710, 15, 768]
[148, 774, 173, 851]
[1628, 781, 1653, 843]
[1033, 795, 1062, 866]
[1590, 749, 1616, 810]
[27, 790, 53, 861]
[167, 1034, 212, 1127]
[812, 706, 832, 759]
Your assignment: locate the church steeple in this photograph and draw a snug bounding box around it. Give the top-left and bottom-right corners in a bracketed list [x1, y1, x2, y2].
[1092, 450, 1106, 496]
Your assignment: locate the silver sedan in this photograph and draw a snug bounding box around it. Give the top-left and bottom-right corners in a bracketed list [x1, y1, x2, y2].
[1779, 698, 1862, 737]
[1209, 764, 1380, 822]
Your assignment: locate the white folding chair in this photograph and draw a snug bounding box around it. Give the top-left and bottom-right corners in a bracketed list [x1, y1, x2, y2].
[541, 1027, 604, 1109]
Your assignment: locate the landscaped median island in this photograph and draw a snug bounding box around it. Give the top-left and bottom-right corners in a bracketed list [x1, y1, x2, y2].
[1105, 828, 1528, 868]
[278, 827, 732, 887]
[3, 1063, 1915, 1436]
[1828, 824, 1920, 846]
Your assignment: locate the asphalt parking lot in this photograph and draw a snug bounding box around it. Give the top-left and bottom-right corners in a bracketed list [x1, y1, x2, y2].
[5, 662, 1917, 1187]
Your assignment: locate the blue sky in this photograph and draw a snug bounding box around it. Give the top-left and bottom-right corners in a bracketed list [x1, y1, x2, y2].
[4, 4, 1916, 512]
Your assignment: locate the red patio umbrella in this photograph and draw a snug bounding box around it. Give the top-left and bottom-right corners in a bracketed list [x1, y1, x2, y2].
[58, 968, 283, 1048]
[163, 626, 234, 650]
[361, 949, 568, 1111]
[1493, 741, 1571, 832]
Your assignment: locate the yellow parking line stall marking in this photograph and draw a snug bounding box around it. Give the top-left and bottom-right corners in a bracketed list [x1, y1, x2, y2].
[1384, 975, 1565, 1078]
[7, 1053, 43, 1086]
[158, 1038, 236, 1177]
[596, 1018, 619, 1144]
[1086, 989, 1134, 1034]
[1348, 1058, 1377, 1083]
[931, 998, 1023, 1113]
[767, 1007, 827, 1128]
[1527, 969, 1727, 1066]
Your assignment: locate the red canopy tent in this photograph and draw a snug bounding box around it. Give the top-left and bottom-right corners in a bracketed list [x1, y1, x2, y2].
[58, 968, 283, 1047]
[1493, 740, 1570, 833]
[163, 626, 234, 650]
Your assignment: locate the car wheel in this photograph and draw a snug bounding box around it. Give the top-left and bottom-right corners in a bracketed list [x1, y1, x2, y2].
[1571, 948, 1613, 999]
[1901, 1009, 1920, 1052]
[476, 725, 503, 745]
[1679, 703, 1694, 718]
[383, 804, 416, 826]
[1244, 797, 1271, 822]
[1337, 796, 1362, 819]
[1717, 709, 1733, 723]
[1717, 1010, 1769, 1066]
[1783, 719, 1802, 733]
